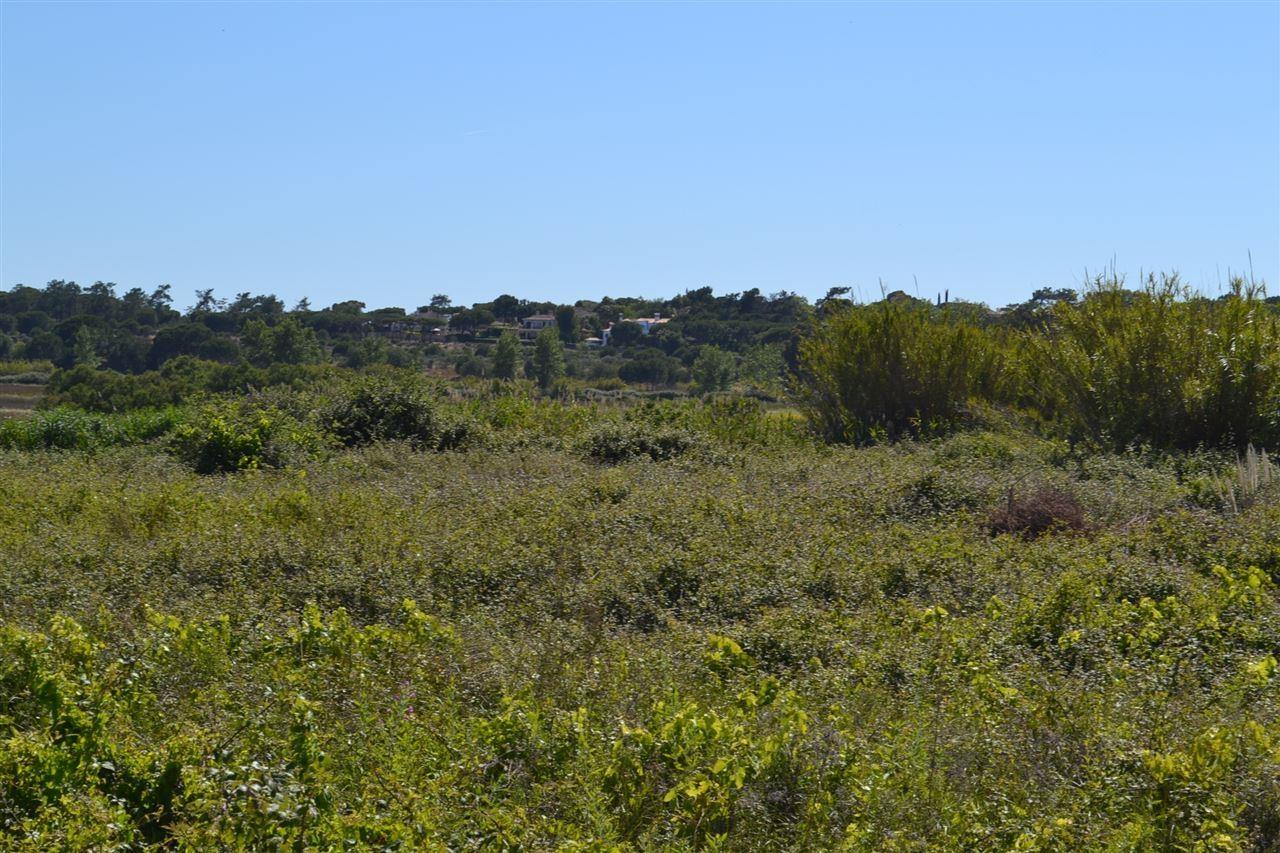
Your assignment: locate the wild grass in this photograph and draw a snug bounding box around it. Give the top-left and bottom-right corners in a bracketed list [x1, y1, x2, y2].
[1211, 444, 1277, 514]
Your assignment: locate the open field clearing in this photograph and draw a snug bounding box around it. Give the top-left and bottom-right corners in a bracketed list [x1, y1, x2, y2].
[0, 383, 43, 417]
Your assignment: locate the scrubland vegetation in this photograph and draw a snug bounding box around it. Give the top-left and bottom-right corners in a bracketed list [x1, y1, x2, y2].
[1, 275, 1278, 849]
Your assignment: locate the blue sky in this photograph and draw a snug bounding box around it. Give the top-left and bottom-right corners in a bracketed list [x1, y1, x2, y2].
[2, 1, 1276, 311]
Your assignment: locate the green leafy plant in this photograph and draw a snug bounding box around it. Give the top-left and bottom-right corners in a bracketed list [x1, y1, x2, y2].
[795, 300, 1003, 443]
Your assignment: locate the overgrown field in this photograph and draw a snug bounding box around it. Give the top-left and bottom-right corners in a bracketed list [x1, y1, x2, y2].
[0, 362, 47, 420]
[2, 412, 1278, 849]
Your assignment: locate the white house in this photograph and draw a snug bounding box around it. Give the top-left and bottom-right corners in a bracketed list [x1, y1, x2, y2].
[601, 314, 669, 346]
[518, 314, 557, 341]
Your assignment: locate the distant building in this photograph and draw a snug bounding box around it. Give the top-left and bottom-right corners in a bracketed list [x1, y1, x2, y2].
[518, 314, 557, 341]
[601, 314, 669, 346]
[633, 315, 670, 334]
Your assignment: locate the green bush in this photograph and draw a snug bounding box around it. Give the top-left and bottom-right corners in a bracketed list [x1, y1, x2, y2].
[795, 278, 1279, 451]
[581, 421, 705, 463]
[795, 300, 1003, 443]
[319, 374, 477, 451]
[43, 359, 344, 414]
[0, 359, 54, 375]
[691, 345, 736, 393]
[1026, 275, 1280, 450]
[170, 400, 322, 473]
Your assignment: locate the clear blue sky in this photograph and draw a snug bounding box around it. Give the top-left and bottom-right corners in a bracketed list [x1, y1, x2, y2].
[2, 1, 1277, 311]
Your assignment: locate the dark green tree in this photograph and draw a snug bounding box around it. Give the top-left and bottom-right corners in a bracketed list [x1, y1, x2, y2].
[491, 294, 522, 322]
[449, 307, 494, 334]
[608, 320, 644, 348]
[492, 330, 520, 380]
[148, 323, 214, 369]
[533, 326, 565, 390]
[21, 331, 64, 362]
[242, 317, 321, 367]
[555, 305, 577, 344]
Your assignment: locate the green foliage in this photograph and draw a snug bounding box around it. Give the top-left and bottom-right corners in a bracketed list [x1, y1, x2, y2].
[492, 330, 520, 380]
[738, 343, 786, 389]
[71, 325, 100, 367]
[556, 304, 577, 344]
[580, 421, 705, 463]
[692, 345, 736, 393]
[1025, 275, 1279, 450]
[609, 320, 645, 347]
[170, 399, 323, 473]
[0, 421, 1278, 847]
[0, 359, 54, 378]
[0, 406, 179, 451]
[241, 317, 322, 367]
[797, 300, 1002, 443]
[796, 277, 1279, 450]
[533, 325, 566, 390]
[44, 360, 339, 412]
[319, 374, 472, 450]
[618, 349, 685, 386]
[2, 276, 1278, 844]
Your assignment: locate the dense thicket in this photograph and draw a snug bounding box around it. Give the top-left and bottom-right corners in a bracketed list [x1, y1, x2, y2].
[796, 301, 1003, 443]
[1025, 278, 1279, 449]
[798, 277, 1279, 450]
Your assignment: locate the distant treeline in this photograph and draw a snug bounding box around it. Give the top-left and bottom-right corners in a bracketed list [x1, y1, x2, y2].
[0, 281, 811, 391]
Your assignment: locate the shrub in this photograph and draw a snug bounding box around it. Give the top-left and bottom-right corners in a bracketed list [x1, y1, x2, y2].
[320, 375, 442, 447]
[319, 375, 477, 450]
[795, 300, 1003, 443]
[170, 401, 322, 473]
[618, 350, 685, 386]
[0, 359, 55, 376]
[987, 486, 1086, 537]
[1025, 275, 1280, 450]
[691, 346, 735, 393]
[581, 422, 704, 463]
[0, 370, 50, 385]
